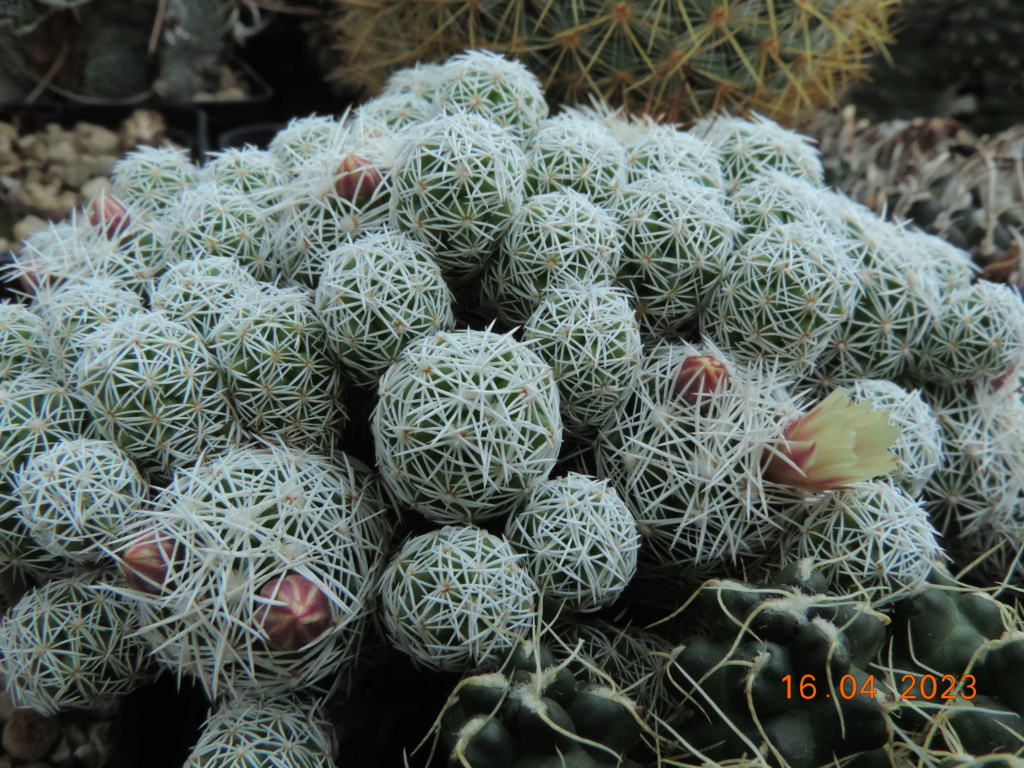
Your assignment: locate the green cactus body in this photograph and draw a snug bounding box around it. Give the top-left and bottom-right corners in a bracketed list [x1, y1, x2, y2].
[663, 574, 891, 768]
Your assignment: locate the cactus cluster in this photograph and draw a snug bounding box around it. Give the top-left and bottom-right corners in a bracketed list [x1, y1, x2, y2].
[0, 48, 1023, 768]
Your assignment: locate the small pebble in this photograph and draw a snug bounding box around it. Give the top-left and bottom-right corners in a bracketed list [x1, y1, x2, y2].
[2, 709, 61, 762]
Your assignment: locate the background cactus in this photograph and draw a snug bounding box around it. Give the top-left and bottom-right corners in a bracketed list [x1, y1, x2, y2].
[319, 0, 899, 123]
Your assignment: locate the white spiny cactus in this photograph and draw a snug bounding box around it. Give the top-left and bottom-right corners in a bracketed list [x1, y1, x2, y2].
[388, 110, 526, 285]
[436, 49, 549, 139]
[267, 115, 349, 172]
[272, 148, 392, 289]
[120, 445, 397, 699]
[211, 284, 346, 454]
[523, 283, 642, 433]
[381, 61, 445, 101]
[32, 278, 144, 382]
[846, 379, 944, 500]
[111, 145, 200, 214]
[162, 182, 277, 282]
[695, 113, 825, 189]
[357, 91, 438, 134]
[378, 524, 538, 672]
[372, 329, 562, 524]
[595, 341, 797, 577]
[184, 693, 337, 768]
[623, 122, 725, 190]
[203, 146, 288, 203]
[777, 480, 946, 605]
[150, 256, 260, 343]
[504, 473, 639, 613]
[702, 221, 861, 377]
[526, 112, 627, 204]
[0, 302, 51, 381]
[68, 311, 237, 477]
[15, 438, 147, 565]
[615, 173, 737, 335]
[0, 371, 91, 483]
[482, 189, 623, 326]
[314, 228, 455, 387]
[911, 280, 1024, 387]
[0, 571, 154, 714]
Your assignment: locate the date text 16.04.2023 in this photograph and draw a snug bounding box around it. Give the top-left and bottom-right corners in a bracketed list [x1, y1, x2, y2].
[783, 674, 977, 700]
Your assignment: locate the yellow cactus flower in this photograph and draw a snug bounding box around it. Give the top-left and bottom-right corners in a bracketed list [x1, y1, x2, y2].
[764, 387, 901, 491]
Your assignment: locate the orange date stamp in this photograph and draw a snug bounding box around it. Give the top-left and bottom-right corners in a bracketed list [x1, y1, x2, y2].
[782, 674, 977, 700]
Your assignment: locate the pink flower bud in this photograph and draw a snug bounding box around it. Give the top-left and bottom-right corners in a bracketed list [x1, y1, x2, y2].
[257, 573, 332, 651]
[674, 354, 729, 406]
[764, 387, 901, 491]
[122, 533, 179, 594]
[87, 194, 131, 240]
[334, 154, 382, 206]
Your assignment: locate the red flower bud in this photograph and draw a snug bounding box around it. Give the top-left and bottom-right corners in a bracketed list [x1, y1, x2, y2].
[122, 533, 179, 594]
[257, 573, 332, 651]
[87, 194, 131, 240]
[674, 354, 729, 407]
[334, 154, 382, 206]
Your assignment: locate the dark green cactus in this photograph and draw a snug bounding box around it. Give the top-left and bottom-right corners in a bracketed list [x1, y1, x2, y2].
[884, 569, 1024, 756]
[438, 639, 644, 768]
[659, 565, 892, 768]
